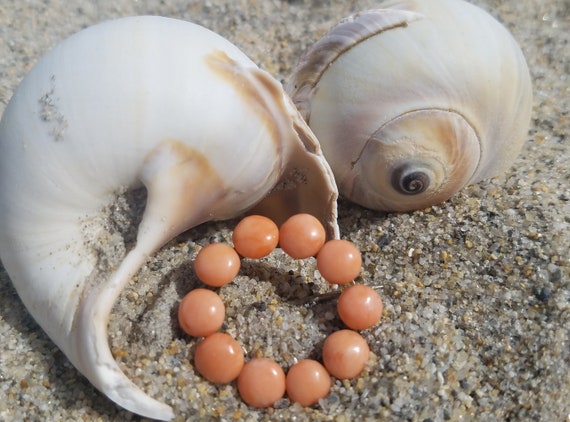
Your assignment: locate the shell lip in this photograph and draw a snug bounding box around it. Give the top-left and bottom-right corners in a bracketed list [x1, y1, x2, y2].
[286, 8, 423, 121]
[205, 49, 339, 239]
[250, 97, 340, 240]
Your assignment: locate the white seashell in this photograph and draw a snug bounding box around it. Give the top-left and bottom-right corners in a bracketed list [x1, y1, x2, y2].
[287, 0, 533, 211]
[0, 16, 338, 420]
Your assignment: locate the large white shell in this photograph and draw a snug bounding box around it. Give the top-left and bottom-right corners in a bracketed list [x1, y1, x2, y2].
[0, 16, 338, 420]
[287, 0, 533, 211]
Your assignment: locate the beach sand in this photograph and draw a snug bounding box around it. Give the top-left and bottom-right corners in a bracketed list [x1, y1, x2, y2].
[0, 0, 568, 420]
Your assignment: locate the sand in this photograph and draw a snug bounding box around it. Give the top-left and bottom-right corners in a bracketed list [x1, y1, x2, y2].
[0, 0, 568, 421]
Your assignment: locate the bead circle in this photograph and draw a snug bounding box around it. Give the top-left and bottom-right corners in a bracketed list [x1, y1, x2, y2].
[178, 214, 382, 408]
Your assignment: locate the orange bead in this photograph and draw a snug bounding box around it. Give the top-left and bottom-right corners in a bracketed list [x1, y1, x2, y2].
[237, 358, 286, 407]
[286, 359, 331, 406]
[178, 289, 225, 337]
[279, 213, 326, 259]
[194, 243, 240, 287]
[337, 285, 383, 330]
[194, 333, 244, 384]
[232, 215, 279, 259]
[322, 330, 369, 379]
[316, 239, 362, 284]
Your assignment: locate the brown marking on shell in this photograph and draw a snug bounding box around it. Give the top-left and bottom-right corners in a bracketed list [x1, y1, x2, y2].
[142, 137, 223, 180]
[139, 138, 230, 246]
[286, 9, 423, 122]
[205, 50, 284, 165]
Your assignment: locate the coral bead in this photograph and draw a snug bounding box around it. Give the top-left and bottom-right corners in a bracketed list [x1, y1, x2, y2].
[178, 289, 225, 337]
[194, 243, 240, 287]
[322, 330, 369, 379]
[232, 215, 279, 258]
[337, 285, 383, 330]
[194, 333, 244, 384]
[237, 358, 286, 407]
[279, 213, 326, 258]
[286, 359, 331, 406]
[316, 239, 362, 284]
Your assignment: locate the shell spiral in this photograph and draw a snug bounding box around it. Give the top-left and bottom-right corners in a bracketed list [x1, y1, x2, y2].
[0, 16, 338, 420]
[287, 0, 533, 211]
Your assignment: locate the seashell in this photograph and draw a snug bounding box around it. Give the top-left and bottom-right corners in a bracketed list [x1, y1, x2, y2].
[0, 16, 338, 420]
[287, 0, 533, 211]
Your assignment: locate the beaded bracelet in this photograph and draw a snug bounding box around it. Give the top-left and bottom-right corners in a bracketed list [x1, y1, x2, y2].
[178, 213, 383, 407]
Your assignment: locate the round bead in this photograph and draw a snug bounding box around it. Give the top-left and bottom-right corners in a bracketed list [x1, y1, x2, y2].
[337, 285, 383, 330]
[316, 239, 362, 284]
[194, 243, 240, 287]
[237, 358, 286, 407]
[279, 213, 326, 259]
[232, 215, 279, 259]
[178, 289, 225, 337]
[286, 359, 331, 406]
[194, 332, 244, 384]
[322, 330, 369, 379]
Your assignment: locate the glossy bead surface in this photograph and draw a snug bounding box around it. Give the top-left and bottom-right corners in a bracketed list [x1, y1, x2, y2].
[322, 330, 369, 379]
[232, 215, 279, 258]
[237, 358, 286, 407]
[194, 332, 244, 384]
[279, 213, 326, 258]
[194, 243, 241, 287]
[178, 289, 225, 337]
[286, 359, 331, 406]
[316, 239, 362, 284]
[337, 285, 383, 330]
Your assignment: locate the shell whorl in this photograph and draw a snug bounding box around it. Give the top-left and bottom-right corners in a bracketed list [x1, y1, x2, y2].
[287, 0, 533, 211]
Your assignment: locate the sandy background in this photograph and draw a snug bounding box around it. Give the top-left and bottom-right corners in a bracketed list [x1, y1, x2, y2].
[0, 0, 568, 421]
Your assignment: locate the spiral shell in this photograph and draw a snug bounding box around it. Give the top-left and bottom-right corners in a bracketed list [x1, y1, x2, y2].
[287, 0, 533, 211]
[0, 16, 338, 420]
